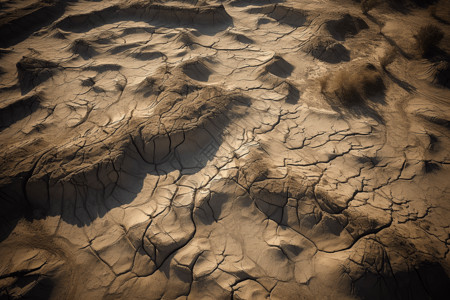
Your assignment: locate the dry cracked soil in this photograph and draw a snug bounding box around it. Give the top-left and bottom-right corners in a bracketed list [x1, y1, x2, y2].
[0, 0, 450, 299]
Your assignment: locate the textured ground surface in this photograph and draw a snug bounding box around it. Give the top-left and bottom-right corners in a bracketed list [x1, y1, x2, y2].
[0, 0, 450, 299]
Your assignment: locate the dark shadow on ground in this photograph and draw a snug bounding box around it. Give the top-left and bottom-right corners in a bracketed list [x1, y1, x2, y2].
[0, 94, 42, 131]
[229, 0, 285, 7]
[354, 261, 450, 300]
[425, 48, 450, 88]
[0, 274, 54, 300]
[374, 0, 438, 15]
[0, 1, 68, 48]
[385, 70, 417, 92]
[330, 99, 385, 124]
[322, 76, 386, 125]
[381, 33, 413, 60]
[286, 84, 300, 104]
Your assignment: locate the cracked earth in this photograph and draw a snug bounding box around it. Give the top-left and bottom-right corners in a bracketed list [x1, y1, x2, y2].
[0, 0, 449, 299]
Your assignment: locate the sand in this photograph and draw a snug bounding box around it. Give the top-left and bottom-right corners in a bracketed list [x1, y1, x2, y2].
[0, 0, 449, 298]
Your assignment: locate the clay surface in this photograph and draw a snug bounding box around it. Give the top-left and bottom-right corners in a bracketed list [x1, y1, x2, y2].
[0, 0, 449, 299]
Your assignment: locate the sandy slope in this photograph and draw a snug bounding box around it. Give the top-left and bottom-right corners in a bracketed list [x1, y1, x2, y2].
[0, 0, 449, 298]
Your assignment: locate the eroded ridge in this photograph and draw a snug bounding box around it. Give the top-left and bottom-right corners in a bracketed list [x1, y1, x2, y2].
[0, 0, 449, 299]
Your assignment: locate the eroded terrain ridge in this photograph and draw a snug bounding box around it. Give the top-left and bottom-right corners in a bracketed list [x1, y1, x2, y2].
[0, 0, 449, 299]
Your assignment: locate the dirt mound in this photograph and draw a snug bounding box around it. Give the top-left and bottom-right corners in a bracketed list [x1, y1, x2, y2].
[230, 0, 285, 7]
[248, 4, 308, 27]
[321, 63, 385, 105]
[414, 102, 450, 129]
[16, 56, 59, 94]
[125, 3, 233, 27]
[265, 55, 294, 78]
[56, 3, 233, 33]
[225, 31, 255, 44]
[69, 39, 97, 59]
[304, 37, 350, 63]
[181, 59, 214, 81]
[325, 13, 368, 40]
